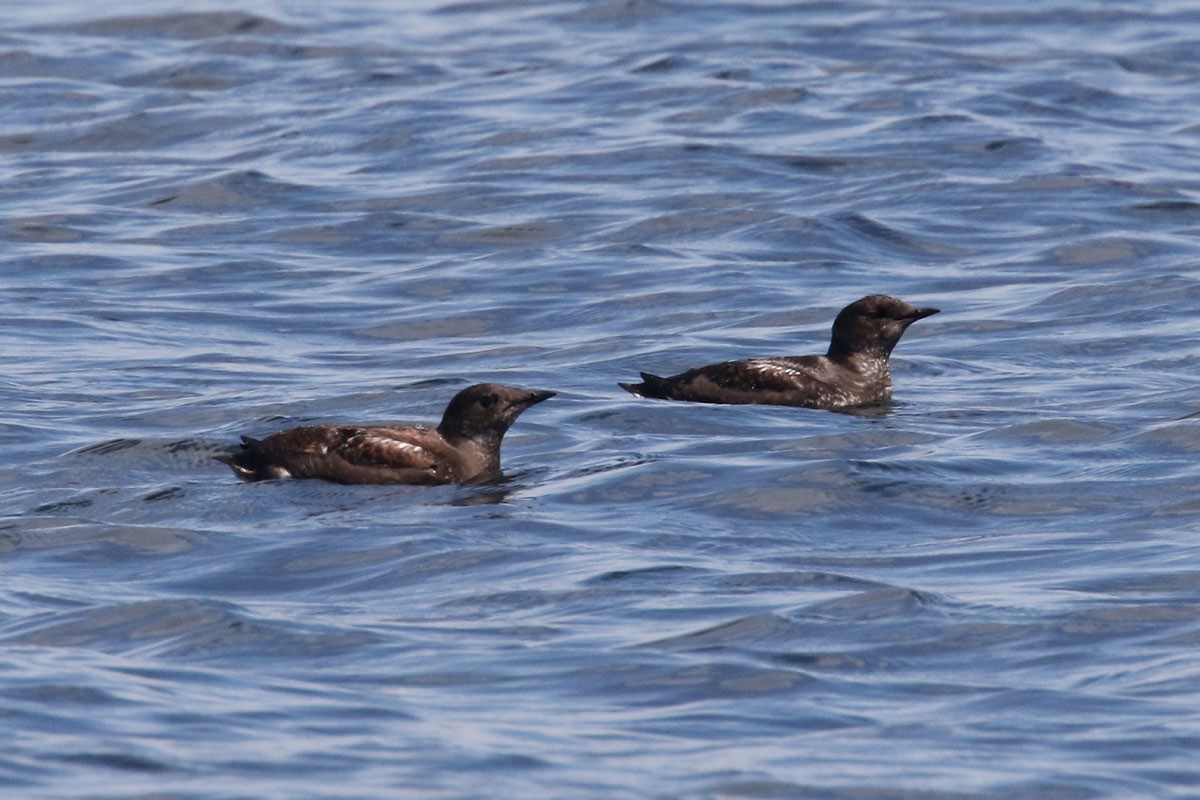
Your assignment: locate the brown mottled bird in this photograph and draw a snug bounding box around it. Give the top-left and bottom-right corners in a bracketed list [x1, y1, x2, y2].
[619, 294, 939, 409]
[215, 383, 555, 485]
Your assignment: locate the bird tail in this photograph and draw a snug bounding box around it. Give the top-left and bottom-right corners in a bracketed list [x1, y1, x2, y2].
[618, 372, 672, 399]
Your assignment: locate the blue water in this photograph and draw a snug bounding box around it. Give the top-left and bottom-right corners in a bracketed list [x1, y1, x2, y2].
[3, 1, 1200, 797]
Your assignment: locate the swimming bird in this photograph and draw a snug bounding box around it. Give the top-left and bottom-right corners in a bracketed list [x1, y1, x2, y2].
[619, 294, 939, 409]
[215, 383, 556, 485]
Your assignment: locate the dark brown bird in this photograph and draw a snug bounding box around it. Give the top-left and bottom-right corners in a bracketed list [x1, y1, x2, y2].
[619, 294, 939, 409]
[215, 383, 556, 485]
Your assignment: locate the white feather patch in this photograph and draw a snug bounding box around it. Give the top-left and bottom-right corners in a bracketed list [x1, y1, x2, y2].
[363, 437, 433, 463]
[746, 360, 808, 381]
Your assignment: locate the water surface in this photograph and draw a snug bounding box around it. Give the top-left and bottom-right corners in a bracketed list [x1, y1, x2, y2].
[2, 2, 1199, 798]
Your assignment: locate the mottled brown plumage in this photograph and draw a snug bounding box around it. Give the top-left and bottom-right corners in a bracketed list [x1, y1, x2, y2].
[619, 295, 939, 409]
[215, 383, 555, 485]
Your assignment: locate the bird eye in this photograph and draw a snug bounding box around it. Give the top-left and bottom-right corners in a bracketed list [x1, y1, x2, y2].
[480, 394, 497, 408]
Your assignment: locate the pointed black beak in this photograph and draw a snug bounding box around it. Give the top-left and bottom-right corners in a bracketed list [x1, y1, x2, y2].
[908, 307, 940, 321]
[519, 389, 557, 407]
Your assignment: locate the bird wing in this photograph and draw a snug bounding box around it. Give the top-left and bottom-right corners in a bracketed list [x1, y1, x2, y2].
[335, 426, 445, 471]
[236, 425, 451, 484]
[691, 357, 834, 393]
[652, 355, 865, 408]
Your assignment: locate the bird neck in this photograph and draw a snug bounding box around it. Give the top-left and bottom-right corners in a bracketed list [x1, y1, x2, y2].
[827, 331, 897, 364]
[439, 426, 503, 472]
[827, 344, 892, 379]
